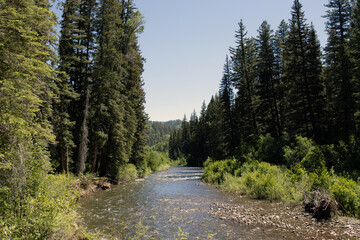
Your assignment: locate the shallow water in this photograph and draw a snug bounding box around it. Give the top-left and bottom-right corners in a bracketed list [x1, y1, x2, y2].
[78, 166, 353, 239]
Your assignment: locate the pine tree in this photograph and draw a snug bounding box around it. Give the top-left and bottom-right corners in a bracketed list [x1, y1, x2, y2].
[204, 95, 226, 160]
[283, 0, 323, 141]
[230, 21, 259, 143]
[349, 0, 360, 137]
[0, 0, 58, 223]
[256, 21, 281, 138]
[274, 20, 289, 134]
[323, 0, 354, 142]
[219, 56, 235, 155]
[54, 0, 81, 173]
[75, 0, 96, 175]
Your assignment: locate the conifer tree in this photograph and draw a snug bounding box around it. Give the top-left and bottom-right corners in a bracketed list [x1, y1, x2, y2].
[230, 21, 259, 143]
[0, 0, 58, 223]
[273, 20, 289, 135]
[55, 0, 81, 173]
[256, 21, 281, 137]
[349, 0, 360, 137]
[219, 56, 235, 155]
[283, 0, 323, 141]
[323, 0, 354, 142]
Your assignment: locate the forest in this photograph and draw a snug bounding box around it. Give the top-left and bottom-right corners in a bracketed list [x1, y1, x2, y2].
[169, 0, 360, 218]
[0, 0, 151, 238]
[1, 0, 360, 238]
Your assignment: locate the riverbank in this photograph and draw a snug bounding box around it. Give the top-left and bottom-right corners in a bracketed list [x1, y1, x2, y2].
[207, 197, 360, 239]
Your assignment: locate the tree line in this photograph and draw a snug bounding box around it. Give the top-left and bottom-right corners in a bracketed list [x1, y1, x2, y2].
[0, 0, 147, 237]
[169, 0, 360, 174]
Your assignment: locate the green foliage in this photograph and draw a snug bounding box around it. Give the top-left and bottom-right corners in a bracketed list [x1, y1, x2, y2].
[117, 164, 138, 182]
[309, 162, 333, 191]
[283, 136, 325, 172]
[145, 150, 170, 173]
[331, 176, 360, 217]
[226, 161, 303, 202]
[0, 174, 80, 239]
[170, 157, 187, 166]
[201, 158, 238, 184]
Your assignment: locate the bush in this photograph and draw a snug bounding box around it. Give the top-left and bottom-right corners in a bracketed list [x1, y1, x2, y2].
[331, 176, 360, 217]
[202, 158, 238, 184]
[283, 136, 325, 172]
[145, 150, 170, 172]
[255, 134, 288, 165]
[238, 162, 299, 201]
[170, 157, 187, 166]
[117, 164, 138, 181]
[0, 174, 80, 239]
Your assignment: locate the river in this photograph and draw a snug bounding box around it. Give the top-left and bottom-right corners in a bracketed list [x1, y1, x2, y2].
[78, 166, 359, 239]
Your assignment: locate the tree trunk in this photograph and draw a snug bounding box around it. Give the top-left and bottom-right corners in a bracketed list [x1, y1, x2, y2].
[77, 87, 90, 175]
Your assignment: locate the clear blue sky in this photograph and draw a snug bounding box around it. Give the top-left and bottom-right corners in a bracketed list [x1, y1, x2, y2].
[52, 0, 328, 122]
[135, 0, 328, 122]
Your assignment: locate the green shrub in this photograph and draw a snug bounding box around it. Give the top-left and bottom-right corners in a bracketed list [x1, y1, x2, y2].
[170, 157, 187, 166]
[145, 150, 170, 172]
[0, 174, 80, 239]
[331, 176, 360, 217]
[240, 162, 291, 201]
[202, 158, 238, 184]
[117, 164, 138, 181]
[255, 134, 287, 165]
[283, 136, 325, 172]
[309, 162, 333, 191]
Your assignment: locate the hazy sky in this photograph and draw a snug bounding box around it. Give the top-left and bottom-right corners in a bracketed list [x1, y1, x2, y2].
[134, 0, 328, 121]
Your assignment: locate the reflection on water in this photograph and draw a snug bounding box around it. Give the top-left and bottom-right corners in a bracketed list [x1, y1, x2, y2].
[79, 167, 297, 239]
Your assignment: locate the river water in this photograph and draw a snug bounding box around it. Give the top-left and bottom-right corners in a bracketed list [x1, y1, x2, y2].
[78, 166, 357, 239]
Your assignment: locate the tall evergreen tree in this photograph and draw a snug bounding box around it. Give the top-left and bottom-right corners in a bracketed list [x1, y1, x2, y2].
[219, 56, 235, 155]
[283, 0, 323, 141]
[256, 21, 281, 137]
[230, 21, 259, 143]
[273, 20, 289, 135]
[0, 0, 58, 223]
[55, 0, 81, 173]
[75, 0, 96, 175]
[349, 0, 360, 137]
[324, 0, 354, 142]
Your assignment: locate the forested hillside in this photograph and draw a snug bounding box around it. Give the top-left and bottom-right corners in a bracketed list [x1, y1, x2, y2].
[147, 120, 181, 151]
[0, 0, 147, 238]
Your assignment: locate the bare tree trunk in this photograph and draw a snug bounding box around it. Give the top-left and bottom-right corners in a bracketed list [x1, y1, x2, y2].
[77, 87, 89, 175]
[91, 142, 98, 173]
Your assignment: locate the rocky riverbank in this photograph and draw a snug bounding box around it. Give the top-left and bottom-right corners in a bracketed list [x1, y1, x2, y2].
[209, 200, 360, 239]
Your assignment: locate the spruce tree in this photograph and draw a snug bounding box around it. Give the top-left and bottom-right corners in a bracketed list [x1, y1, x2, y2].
[274, 20, 289, 134]
[283, 0, 323, 141]
[349, 0, 360, 137]
[219, 56, 235, 155]
[256, 21, 281, 138]
[0, 0, 58, 224]
[230, 21, 259, 143]
[323, 0, 354, 142]
[55, 0, 81, 173]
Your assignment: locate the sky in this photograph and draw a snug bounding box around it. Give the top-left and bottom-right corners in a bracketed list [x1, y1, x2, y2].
[134, 0, 328, 122]
[52, 0, 329, 122]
